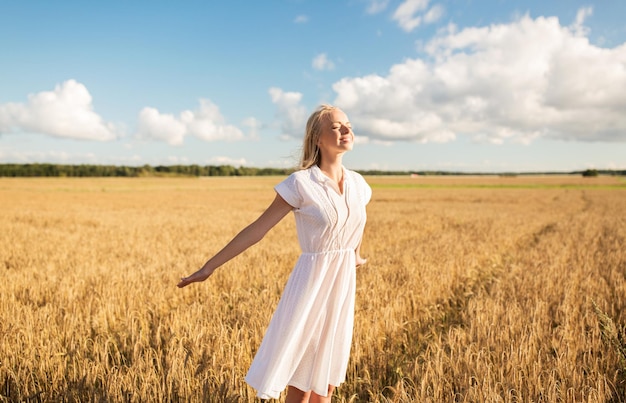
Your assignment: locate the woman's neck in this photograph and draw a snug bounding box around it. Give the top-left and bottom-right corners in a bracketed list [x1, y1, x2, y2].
[318, 155, 345, 193]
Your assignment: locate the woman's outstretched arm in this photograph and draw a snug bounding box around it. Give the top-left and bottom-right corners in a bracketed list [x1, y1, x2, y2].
[177, 193, 293, 288]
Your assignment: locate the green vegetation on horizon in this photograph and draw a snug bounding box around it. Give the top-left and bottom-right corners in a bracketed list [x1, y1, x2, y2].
[0, 163, 624, 178]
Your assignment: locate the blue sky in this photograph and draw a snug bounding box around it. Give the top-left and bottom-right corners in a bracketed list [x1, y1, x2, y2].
[1, 0, 625, 172]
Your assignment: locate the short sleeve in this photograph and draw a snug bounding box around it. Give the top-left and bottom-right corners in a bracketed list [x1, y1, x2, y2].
[275, 173, 303, 209]
[350, 170, 371, 206]
[363, 180, 372, 205]
[360, 176, 372, 205]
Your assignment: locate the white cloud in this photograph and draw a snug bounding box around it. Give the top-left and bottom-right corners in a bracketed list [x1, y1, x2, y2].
[423, 3, 444, 24]
[241, 116, 262, 140]
[393, 0, 427, 32]
[208, 156, 247, 166]
[0, 80, 120, 141]
[366, 0, 390, 15]
[166, 156, 190, 164]
[0, 149, 71, 163]
[136, 99, 246, 145]
[182, 100, 245, 142]
[333, 10, 626, 144]
[570, 6, 592, 37]
[0, 147, 142, 165]
[294, 15, 308, 24]
[312, 53, 335, 71]
[392, 0, 442, 32]
[269, 87, 308, 139]
[267, 158, 295, 168]
[137, 107, 186, 145]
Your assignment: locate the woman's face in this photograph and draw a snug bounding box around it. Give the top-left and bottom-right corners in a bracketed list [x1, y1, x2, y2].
[317, 109, 354, 155]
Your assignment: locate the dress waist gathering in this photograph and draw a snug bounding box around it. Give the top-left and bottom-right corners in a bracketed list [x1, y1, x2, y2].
[300, 248, 355, 256]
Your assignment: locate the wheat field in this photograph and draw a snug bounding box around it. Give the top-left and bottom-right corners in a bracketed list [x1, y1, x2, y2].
[1, 175, 625, 402]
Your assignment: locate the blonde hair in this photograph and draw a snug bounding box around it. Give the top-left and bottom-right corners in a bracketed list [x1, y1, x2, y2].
[299, 104, 338, 170]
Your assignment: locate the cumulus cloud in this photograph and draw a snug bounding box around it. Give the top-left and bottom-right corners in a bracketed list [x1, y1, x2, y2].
[0, 80, 120, 141]
[312, 53, 335, 71]
[137, 108, 186, 145]
[136, 99, 246, 145]
[392, 0, 443, 32]
[268, 87, 308, 139]
[333, 9, 626, 144]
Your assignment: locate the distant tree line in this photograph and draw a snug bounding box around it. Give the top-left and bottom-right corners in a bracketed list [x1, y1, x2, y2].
[0, 164, 624, 177]
[357, 169, 626, 177]
[0, 164, 292, 177]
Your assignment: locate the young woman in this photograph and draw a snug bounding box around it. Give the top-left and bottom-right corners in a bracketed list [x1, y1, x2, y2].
[178, 104, 371, 402]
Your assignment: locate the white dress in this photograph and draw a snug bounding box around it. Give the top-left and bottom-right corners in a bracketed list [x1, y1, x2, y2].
[245, 165, 372, 399]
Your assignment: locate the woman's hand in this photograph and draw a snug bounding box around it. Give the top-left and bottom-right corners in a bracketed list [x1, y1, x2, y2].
[176, 276, 195, 288]
[177, 266, 214, 288]
[355, 241, 367, 268]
